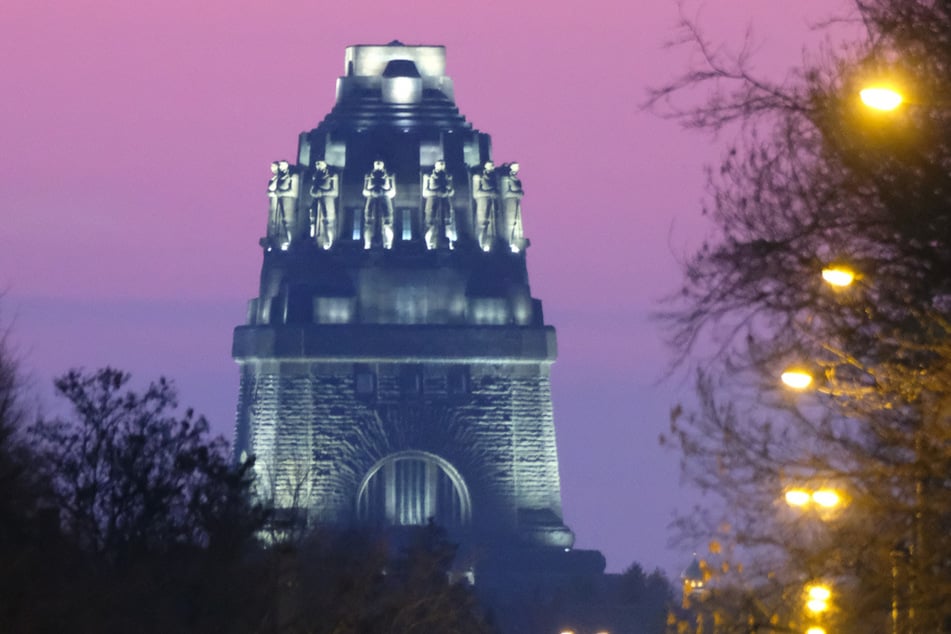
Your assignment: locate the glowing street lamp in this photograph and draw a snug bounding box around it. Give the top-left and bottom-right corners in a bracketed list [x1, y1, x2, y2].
[812, 489, 841, 508]
[781, 369, 814, 390]
[807, 597, 829, 613]
[805, 584, 832, 613]
[784, 487, 844, 510]
[785, 489, 812, 507]
[860, 86, 904, 111]
[803, 584, 832, 634]
[821, 266, 856, 287]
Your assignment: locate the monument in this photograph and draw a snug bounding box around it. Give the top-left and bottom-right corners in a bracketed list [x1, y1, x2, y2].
[233, 42, 574, 552]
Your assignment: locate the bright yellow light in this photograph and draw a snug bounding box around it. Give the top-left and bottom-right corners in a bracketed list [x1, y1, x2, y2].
[806, 598, 830, 612]
[785, 489, 811, 507]
[806, 627, 827, 634]
[781, 370, 813, 390]
[860, 86, 903, 111]
[812, 489, 841, 508]
[821, 266, 855, 287]
[806, 584, 832, 613]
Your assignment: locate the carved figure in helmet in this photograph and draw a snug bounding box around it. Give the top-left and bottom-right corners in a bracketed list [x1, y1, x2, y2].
[472, 161, 499, 252]
[362, 160, 396, 249]
[499, 162, 525, 252]
[310, 160, 340, 249]
[266, 160, 301, 249]
[422, 160, 456, 249]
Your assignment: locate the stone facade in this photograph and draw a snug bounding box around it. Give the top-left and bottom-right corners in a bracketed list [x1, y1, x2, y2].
[233, 42, 573, 548]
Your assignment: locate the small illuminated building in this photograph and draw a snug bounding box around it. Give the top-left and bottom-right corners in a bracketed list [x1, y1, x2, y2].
[681, 555, 708, 602]
[232, 42, 574, 550]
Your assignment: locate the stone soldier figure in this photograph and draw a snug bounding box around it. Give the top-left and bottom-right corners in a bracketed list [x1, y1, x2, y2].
[362, 160, 396, 249]
[267, 160, 301, 249]
[309, 160, 340, 249]
[499, 162, 525, 252]
[472, 161, 500, 252]
[422, 160, 456, 249]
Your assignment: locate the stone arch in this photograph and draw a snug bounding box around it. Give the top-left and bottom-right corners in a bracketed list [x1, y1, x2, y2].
[355, 450, 472, 527]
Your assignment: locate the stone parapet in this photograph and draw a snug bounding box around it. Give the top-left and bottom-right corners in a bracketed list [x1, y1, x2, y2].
[233, 324, 557, 363]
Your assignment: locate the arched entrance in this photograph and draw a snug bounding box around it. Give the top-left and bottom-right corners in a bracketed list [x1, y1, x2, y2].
[356, 450, 471, 527]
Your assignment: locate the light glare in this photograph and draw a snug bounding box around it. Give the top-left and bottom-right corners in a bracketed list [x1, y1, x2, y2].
[821, 267, 855, 287]
[812, 489, 841, 508]
[781, 370, 813, 390]
[860, 86, 903, 111]
[785, 489, 811, 507]
[806, 598, 830, 613]
[806, 628, 827, 634]
[807, 585, 832, 602]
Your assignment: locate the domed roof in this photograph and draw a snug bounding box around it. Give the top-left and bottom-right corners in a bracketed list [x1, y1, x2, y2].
[315, 43, 472, 132]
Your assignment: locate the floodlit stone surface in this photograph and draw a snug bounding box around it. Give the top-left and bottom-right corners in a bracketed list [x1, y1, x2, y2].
[234, 42, 573, 548]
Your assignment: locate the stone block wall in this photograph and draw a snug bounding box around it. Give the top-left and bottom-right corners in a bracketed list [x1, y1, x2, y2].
[234, 357, 569, 544]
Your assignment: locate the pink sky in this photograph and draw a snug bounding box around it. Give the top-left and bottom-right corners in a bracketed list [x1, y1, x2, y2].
[1, 0, 855, 574]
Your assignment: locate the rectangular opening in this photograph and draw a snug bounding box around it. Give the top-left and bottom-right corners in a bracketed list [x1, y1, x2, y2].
[401, 208, 413, 241]
[354, 364, 376, 398]
[448, 366, 470, 395]
[399, 364, 423, 399]
[351, 207, 362, 241]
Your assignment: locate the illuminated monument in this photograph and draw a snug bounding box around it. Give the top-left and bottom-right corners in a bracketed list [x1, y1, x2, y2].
[233, 42, 574, 550]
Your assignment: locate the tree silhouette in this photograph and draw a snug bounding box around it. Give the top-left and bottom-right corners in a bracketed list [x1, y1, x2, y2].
[29, 367, 259, 557]
[652, 2, 951, 631]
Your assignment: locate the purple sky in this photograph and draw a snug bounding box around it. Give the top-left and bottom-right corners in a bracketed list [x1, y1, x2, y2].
[1, 0, 853, 575]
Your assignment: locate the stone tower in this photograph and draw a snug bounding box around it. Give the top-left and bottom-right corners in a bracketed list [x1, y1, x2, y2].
[233, 42, 573, 549]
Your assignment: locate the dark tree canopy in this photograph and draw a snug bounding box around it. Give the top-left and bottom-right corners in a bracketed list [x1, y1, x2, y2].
[653, 1, 951, 632]
[0, 364, 498, 633]
[29, 367, 258, 557]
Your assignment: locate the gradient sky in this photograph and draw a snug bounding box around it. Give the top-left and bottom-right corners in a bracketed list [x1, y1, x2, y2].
[1, 0, 854, 575]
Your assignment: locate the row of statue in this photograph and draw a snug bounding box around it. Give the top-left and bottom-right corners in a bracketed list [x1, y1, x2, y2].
[266, 159, 524, 252]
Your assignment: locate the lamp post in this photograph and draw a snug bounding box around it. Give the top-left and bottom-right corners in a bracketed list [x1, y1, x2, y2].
[780, 266, 931, 634]
[784, 488, 840, 633]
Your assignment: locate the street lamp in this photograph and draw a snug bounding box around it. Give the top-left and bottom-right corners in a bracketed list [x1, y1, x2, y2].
[802, 583, 833, 634]
[784, 487, 844, 511]
[785, 489, 812, 507]
[821, 266, 856, 287]
[811, 489, 841, 509]
[781, 264, 865, 389]
[805, 583, 832, 613]
[781, 369, 814, 390]
[860, 86, 904, 111]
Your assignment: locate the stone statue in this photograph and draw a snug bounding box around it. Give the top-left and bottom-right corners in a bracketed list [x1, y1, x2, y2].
[267, 160, 301, 249]
[309, 160, 340, 249]
[472, 161, 499, 252]
[499, 162, 525, 252]
[422, 160, 456, 249]
[362, 160, 396, 249]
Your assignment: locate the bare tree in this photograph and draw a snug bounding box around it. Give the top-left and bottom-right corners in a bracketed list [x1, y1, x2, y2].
[29, 367, 260, 557]
[653, 2, 951, 632]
